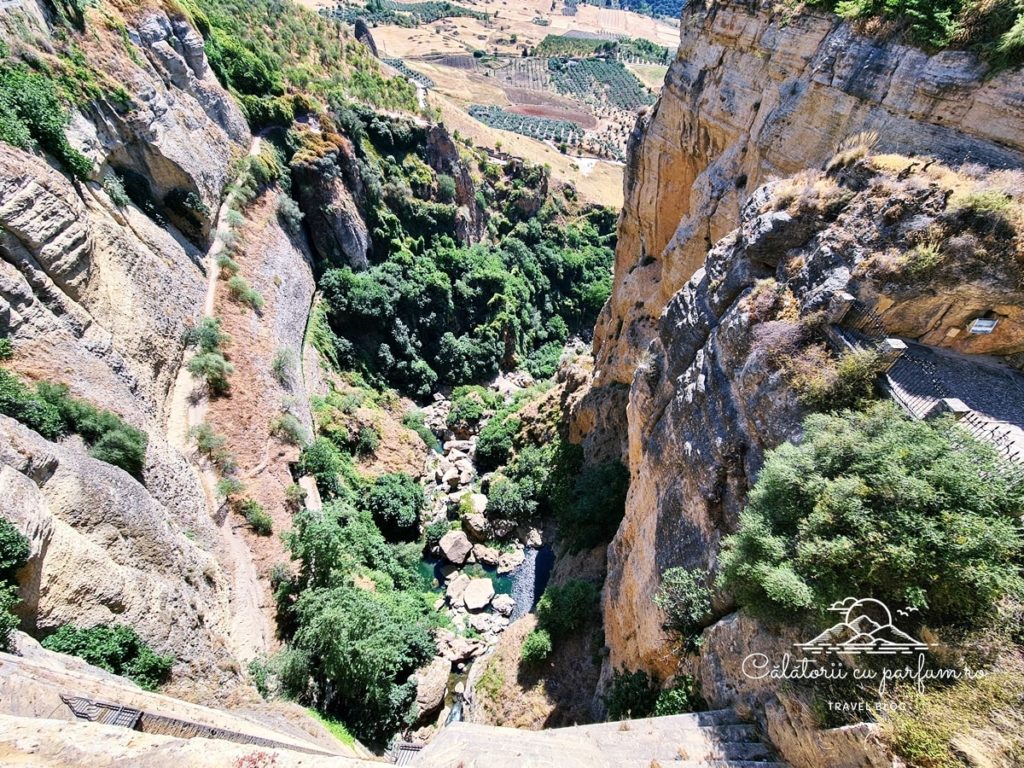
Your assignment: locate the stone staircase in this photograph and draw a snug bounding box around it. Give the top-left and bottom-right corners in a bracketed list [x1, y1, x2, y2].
[412, 709, 788, 768]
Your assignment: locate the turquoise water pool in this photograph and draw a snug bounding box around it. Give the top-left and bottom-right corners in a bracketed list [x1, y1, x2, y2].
[418, 556, 514, 595]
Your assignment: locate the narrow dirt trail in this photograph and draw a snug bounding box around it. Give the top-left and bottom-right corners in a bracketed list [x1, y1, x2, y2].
[165, 137, 273, 664]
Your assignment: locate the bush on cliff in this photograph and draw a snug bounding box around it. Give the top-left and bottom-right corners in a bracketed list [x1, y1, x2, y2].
[653, 566, 712, 646]
[0, 519, 29, 651]
[365, 472, 424, 540]
[719, 402, 1024, 625]
[42, 624, 174, 690]
[0, 372, 148, 480]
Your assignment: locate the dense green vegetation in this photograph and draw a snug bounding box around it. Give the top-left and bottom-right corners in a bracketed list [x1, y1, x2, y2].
[183, 317, 235, 395]
[42, 624, 174, 690]
[653, 566, 712, 648]
[365, 472, 425, 539]
[322, 0, 490, 27]
[179, 0, 419, 126]
[604, 669, 703, 719]
[0, 519, 30, 652]
[719, 402, 1024, 626]
[0, 49, 92, 179]
[809, 0, 1024, 60]
[521, 579, 598, 663]
[272, 499, 441, 743]
[468, 104, 584, 143]
[548, 58, 655, 110]
[314, 109, 616, 397]
[0, 370, 148, 479]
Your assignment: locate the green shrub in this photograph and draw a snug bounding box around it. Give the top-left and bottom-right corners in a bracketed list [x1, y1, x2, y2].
[236, 499, 273, 535]
[277, 193, 304, 237]
[536, 580, 598, 640]
[525, 341, 563, 380]
[718, 402, 1024, 625]
[557, 461, 628, 552]
[291, 583, 437, 743]
[0, 369, 63, 440]
[271, 349, 295, 388]
[190, 423, 236, 473]
[0, 374, 147, 479]
[436, 173, 457, 203]
[0, 585, 20, 651]
[424, 518, 449, 548]
[0, 337, 12, 360]
[41, 624, 174, 690]
[520, 628, 552, 664]
[485, 475, 538, 523]
[102, 173, 130, 207]
[216, 252, 240, 276]
[88, 427, 148, 479]
[271, 412, 307, 445]
[365, 473, 424, 538]
[227, 275, 265, 312]
[0, 61, 93, 180]
[653, 567, 712, 643]
[653, 676, 703, 715]
[0, 519, 30, 584]
[792, 347, 887, 413]
[354, 425, 380, 456]
[188, 351, 234, 394]
[604, 668, 658, 720]
[402, 409, 440, 452]
[446, 386, 497, 431]
[475, 411, 521, 471]
[183, 317, 231, 355]
[216, 476, 245, 498]
[297, 437, 351, 499]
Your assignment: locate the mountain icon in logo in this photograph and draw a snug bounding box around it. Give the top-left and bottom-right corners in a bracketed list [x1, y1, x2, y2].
[796, 598, 929, 655]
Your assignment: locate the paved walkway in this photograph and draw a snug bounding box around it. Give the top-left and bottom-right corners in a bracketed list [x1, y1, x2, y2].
[886, 341, 1024, 464]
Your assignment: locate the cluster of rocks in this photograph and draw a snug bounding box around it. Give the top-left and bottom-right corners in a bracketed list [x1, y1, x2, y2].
[410, 388, 544, 734]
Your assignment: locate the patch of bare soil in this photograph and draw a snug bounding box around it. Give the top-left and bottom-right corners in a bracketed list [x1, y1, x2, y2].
[207, 190, 311, 658]
[507, 104, 597, 129]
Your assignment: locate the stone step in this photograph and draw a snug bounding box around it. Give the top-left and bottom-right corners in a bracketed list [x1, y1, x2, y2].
[583, 736, 774, 763]
[617, 761, 789, 768]
[559, 709, 744, 735]
[578, 723, 759, 744]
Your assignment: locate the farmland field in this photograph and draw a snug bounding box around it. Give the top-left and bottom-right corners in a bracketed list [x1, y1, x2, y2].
[308, 0, 679, 203]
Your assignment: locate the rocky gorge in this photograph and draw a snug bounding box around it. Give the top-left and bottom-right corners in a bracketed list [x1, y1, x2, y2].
[1, 0, 1023, 764]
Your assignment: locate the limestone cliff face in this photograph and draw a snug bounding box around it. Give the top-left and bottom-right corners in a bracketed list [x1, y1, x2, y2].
[603, 156, 1024, 766]
[582, 0, 1024, 461]
[1, 0, 248, 697]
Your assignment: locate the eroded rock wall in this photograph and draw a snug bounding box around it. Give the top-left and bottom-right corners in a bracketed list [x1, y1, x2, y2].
[581, 0, 1024, 460]
[603, 158, 1023, 765]
[1, 0, 248, 697]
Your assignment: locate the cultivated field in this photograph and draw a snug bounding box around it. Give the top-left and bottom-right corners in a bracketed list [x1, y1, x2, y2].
[305, 0, 680, 204]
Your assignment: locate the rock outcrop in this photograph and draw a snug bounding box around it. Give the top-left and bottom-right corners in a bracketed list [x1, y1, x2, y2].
[602, 157, 1024, 766]
[579, 0, 1024, 461]
[0, 416, 237, 699]
[1, 0, 246, 699]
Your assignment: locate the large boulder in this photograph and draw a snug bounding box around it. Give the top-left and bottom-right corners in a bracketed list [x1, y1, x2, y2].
[445, 572, 470, 605]
[491, 594, 515, 617]
[472, 544, 499, 567]
[497, 549, 525, 574]
[462, 513, 492, 542]
[413, 656, 450, 723]
[439, 531, 472, 564]
[435, 629, 486, 662]
[462, 579, 495, 612]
